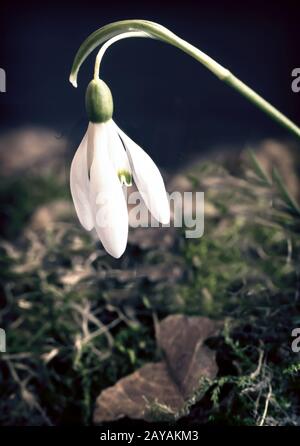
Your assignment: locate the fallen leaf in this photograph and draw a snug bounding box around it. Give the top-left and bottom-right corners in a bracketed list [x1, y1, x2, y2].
[158, 315, 220, 398]
[93, 315, 221, 423]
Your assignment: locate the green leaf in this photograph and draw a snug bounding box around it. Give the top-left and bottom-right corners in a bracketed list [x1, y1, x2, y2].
[247, 149, 272, 186]
[273, 167, 300, 216]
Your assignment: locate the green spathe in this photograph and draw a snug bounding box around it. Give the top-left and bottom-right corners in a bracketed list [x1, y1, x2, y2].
[85, 78, 113, 123]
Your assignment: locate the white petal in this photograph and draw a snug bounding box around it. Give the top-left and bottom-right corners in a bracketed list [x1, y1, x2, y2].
[89, 123, 128, 258]
[114, 122, 170, 224]
[70, 129, 94, 231]
[106, 120, 131, 172]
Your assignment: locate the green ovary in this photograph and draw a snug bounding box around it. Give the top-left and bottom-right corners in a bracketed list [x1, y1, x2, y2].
[118, 170, 132, 186]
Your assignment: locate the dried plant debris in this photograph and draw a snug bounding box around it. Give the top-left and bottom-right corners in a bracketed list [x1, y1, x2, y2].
[1, 139, 300, 426]
[94, 315, 220, 423]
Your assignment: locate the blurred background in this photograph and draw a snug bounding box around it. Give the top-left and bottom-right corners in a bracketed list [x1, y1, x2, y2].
[0, 0, 299, 167]
[1, 0, 300, 427]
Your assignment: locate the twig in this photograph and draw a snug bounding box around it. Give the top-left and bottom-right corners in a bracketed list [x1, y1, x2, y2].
[259, 383, 272, 426]
[250, 349, 264, 380]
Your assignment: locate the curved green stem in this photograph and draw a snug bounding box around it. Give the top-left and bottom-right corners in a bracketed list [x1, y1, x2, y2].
[93, 31, 147, 80]
[69, 19, 300, 139]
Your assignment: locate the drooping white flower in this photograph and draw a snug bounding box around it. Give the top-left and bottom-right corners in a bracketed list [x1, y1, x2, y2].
[70, 79, 170, 258]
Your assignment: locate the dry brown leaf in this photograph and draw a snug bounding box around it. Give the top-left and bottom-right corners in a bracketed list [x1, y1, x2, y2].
[94, 314, 221, 423]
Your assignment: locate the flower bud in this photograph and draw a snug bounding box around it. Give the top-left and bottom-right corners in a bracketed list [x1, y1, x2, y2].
[85, 79, 113, 123]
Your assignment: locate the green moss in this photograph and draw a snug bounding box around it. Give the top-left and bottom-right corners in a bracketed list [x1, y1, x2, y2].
[1, 154, 300, 426]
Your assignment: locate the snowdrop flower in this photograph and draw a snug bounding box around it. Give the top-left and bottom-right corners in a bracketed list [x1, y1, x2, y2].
[70, 78, 170, 258]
